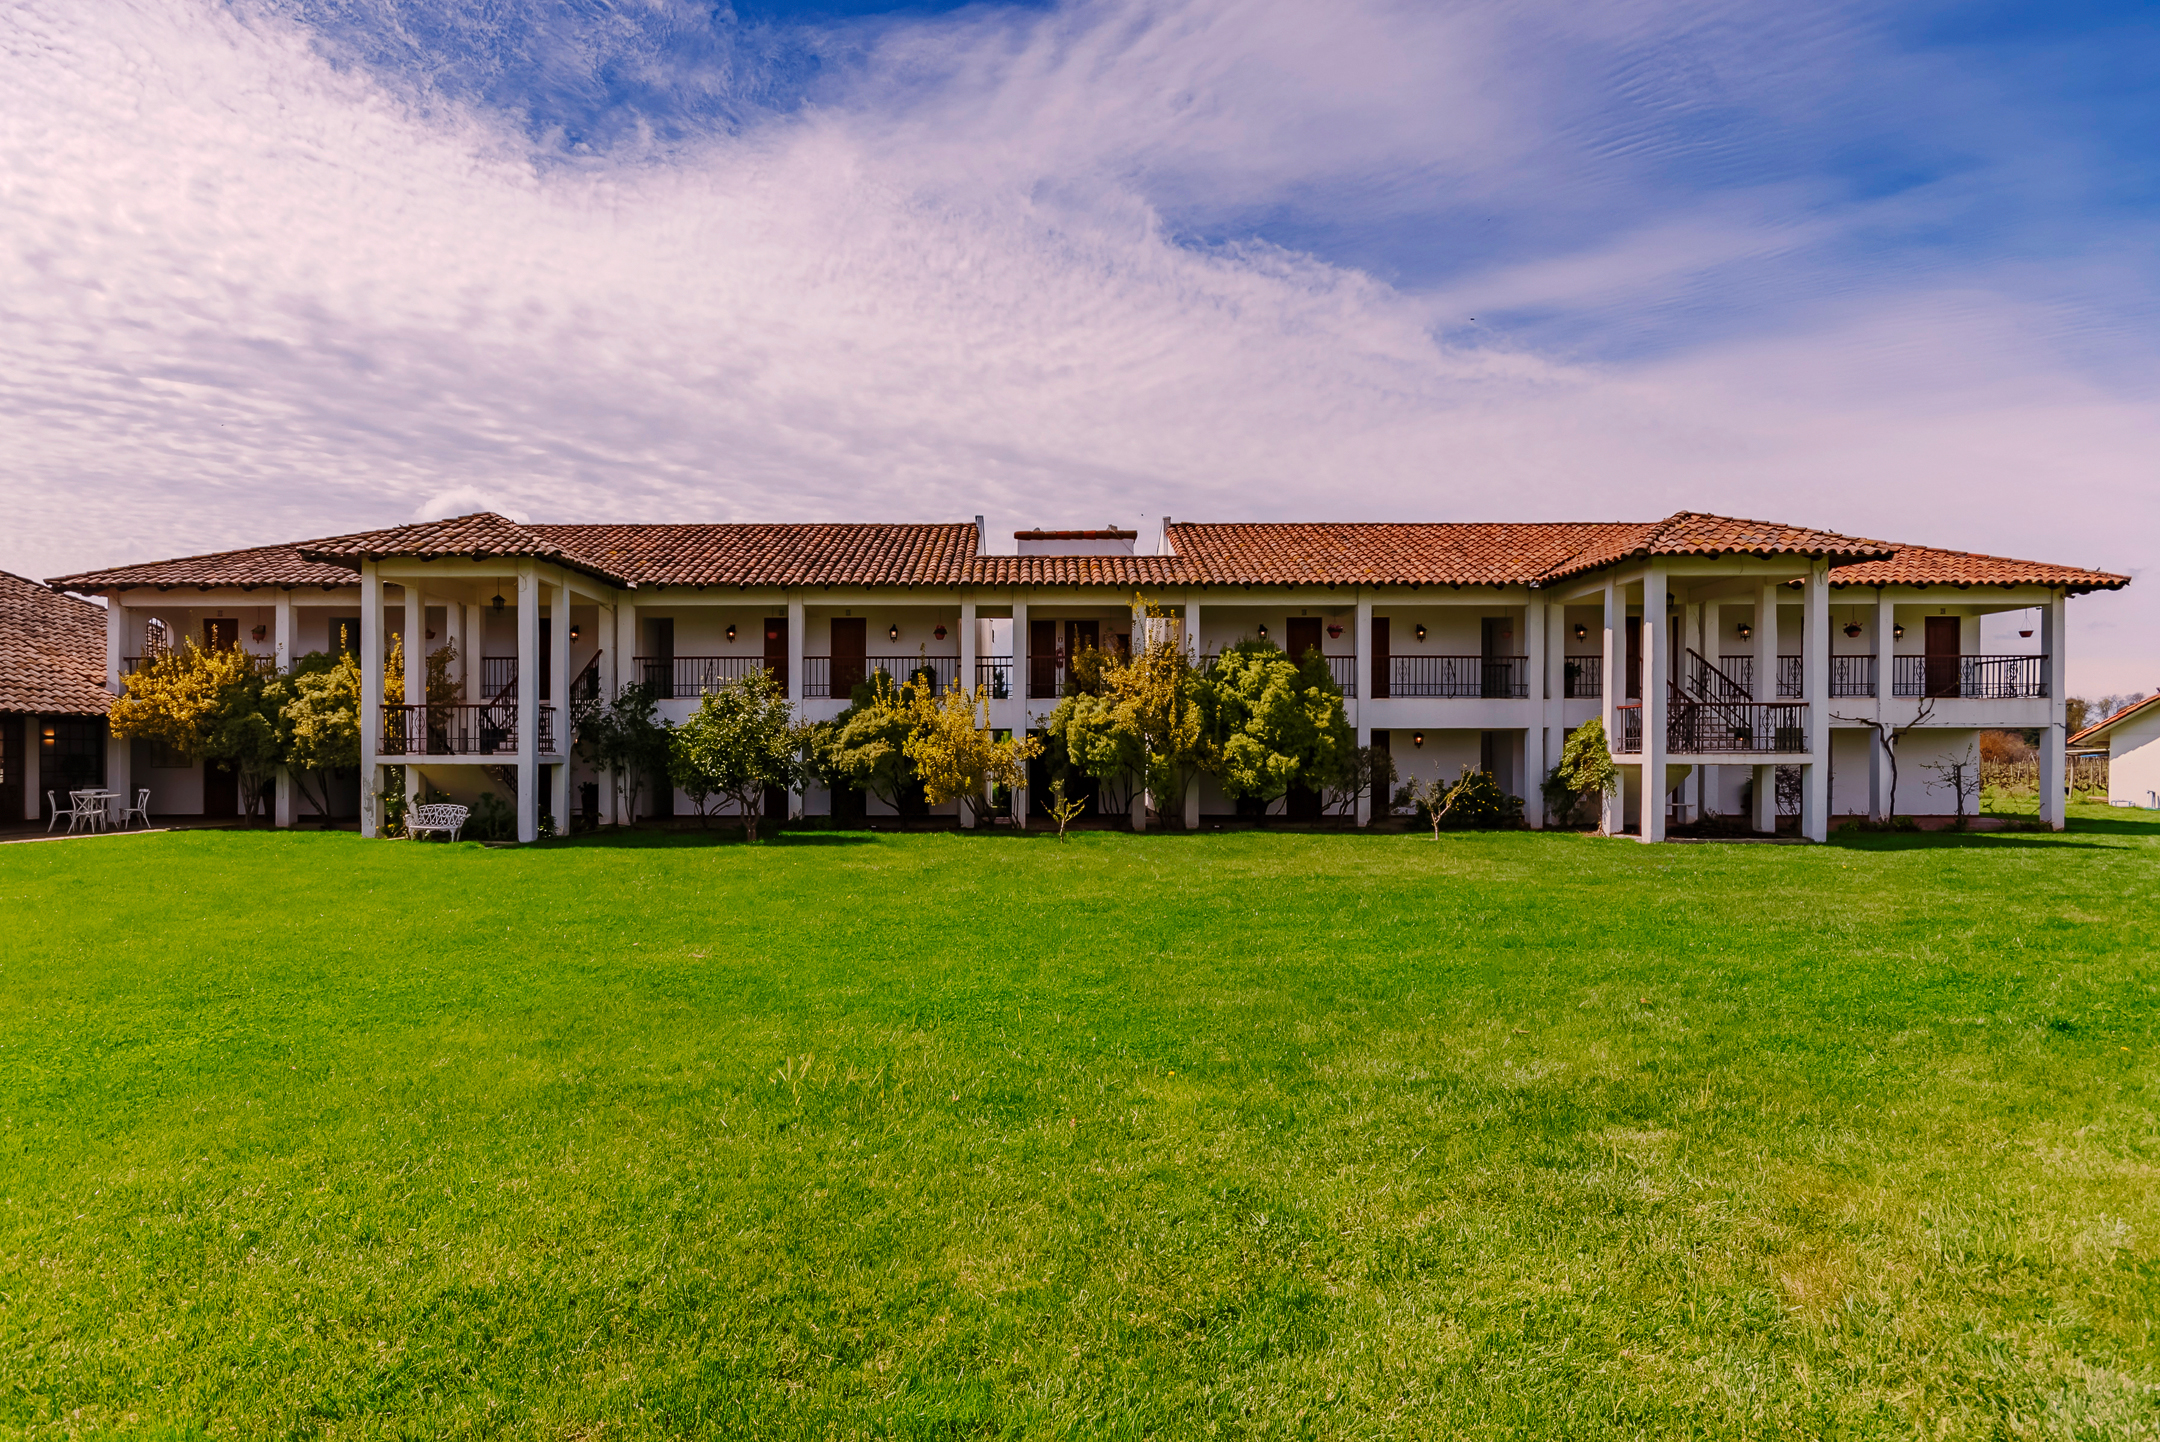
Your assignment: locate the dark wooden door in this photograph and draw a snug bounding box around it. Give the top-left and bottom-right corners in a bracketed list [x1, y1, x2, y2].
[643, 617, 674, 695]
[1626, 617, 1642, 699]
[328, 616, 361, 657]
[1481, 617, 1515, 697]
[1286, 617, 1322, 663]
[203, 761, 239, 817]
[0, 714, 22, 824]
[203, 618, 238, 651]
[1371, 616, 1390, 698]
[1029, 619, 1057, 698]
[763, 617, 788, 695]
[1924, 616, 1961, 697]
[1066, 619, 1099, 658]
[830, 616, 866, 698]
[538, 619, 552, 700]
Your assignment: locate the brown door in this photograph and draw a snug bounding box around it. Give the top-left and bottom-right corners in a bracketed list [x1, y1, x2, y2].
[203, 761, 238, 817]
[1066, 619, 1099, 658]
[1371, 616, 1390, 699]
[538, 618, 552, 700]
[763, 617, 788, 696]
[1029, 619, 1057, 698]
[1286, 617, 1322, 664]
[1482, 617, 1515, 697]
[1924, 616, 1961, 698]
[1625, 617, 1642, 699]
[203, 618, 238, 651]
[830, 616, 866, 699]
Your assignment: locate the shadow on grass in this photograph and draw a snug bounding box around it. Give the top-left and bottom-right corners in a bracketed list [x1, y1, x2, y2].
[544, 827, 877, 849]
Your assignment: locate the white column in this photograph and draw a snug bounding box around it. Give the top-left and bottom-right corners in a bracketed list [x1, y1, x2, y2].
[1753, 763, 1776, 834]
[515, 561, 539, 844]
[1524, 597, 1547, 829]
[1802, 559, 1830, 842]
[613, 599, 638, 824]
[1755, 583, 1779, 702]
[274, 591, 293, 674]
[1641, 567, 1668, 843]
[1353, 595, 1373, 826]
[1700, 599, 1720, 818]
[959, 598, 979, 831]
[784, 595, 805, 821]
[359, 562, 383, 839]
[1600, 577, 1623, 836]
[2040, 588, 2068, 830]
[1011, 597, 1030, 827]
[105, 599, 124, 693]
[550, 578, 572, 832]
[405, 589, 427, 817]
[1871, 587, 1893, 820]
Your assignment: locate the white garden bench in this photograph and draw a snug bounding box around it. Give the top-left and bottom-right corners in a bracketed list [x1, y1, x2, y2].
[407, 803, 470, 842]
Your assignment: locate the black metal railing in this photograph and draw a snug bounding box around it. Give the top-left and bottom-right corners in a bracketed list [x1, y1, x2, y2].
[1562, 655, 1602, 699]
[1326, 655, 1358, 697]
[631, 655, 771, 698]
[481, 656, 518, 697]
[1612, 701, 1808, 754]
[804, 654, 959, 700]
[1829, 655, 1876, 698]
[976, 657, 1013, 700]
[1717, 654, 1755, 693]
[1685, 651, 1750, 704]
[1777, 655, 1802, 699]
[1386, 655, 1529, 699]
[123, 653, 279, 675]
[1892, 655, 2048, 699]
[380, 703, 555, 756]
[1712, 654, 1804, 697]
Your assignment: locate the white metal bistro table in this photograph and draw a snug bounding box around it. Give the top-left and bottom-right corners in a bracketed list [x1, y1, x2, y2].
[71, 789, 123, 831]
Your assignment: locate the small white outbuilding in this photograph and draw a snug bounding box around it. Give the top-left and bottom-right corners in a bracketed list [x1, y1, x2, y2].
[2069, 693, 2160, 810]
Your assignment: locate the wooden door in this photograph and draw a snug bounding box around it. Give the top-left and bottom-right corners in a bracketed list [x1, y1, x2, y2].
[328, 616, 361, 657]
[1029, 619, 1057, 698]
[203, 760, 238, 817]
[830, 616, 866, 698]
[0, 714, 22, 824]
[203, 618, 238, 651]
[1625, 616, 1642, 699]
[1924, 616, 1961, 698]
[538, 618, 552, 701]
[1481, 617, 1515, 697]
[1370, 616, 1390, 699]
[763, 617, 788, 696]
[1066, 619, 1099, 657]
[1286, 617, 1322, 663]
[643, 617, 674, 695]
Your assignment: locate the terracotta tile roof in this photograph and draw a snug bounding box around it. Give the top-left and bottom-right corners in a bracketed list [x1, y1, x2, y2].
[534, 522, 982, 588]
[1163, 521, 1649, 587]
[1829, 542, 2128, 595]
[1534, 513, 1893, 585]
[0, 570, 111, 715]
[968, 555, 1190, 587]
[301, 514, 629, 586]
[2068, 692, 2159, 747]
[46, 540, 357, 593]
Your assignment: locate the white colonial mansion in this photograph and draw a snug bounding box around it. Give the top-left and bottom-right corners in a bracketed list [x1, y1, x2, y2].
[45, 511, 2125, 843]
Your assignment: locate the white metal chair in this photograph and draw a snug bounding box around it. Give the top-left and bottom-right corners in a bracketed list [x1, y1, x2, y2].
[56, 790, 99, 834]
[406, 803, 470, 842]
[119, 789, 152, 829]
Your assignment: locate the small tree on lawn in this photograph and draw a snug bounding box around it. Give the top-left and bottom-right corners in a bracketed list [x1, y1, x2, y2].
[903, 681, 1042, 827]
[278, 651, 363, 825]
[1544, 717, 1618, 831]
[1831, 696, 1935, 820]
[576, 682, 671, 825]
[1924, 744, 1980, 828]
[807, 675, 918, 815]
[669, 670, 806, 842]
[1200, 641, 1356, 820]
[1045, 778, 1087, 841]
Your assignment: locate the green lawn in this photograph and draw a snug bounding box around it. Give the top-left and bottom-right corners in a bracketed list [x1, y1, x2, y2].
[2, 812, 2157, 1439]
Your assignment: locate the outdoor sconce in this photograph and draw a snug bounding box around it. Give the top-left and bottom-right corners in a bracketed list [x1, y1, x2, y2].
[1844, 623, 1862, 638]
[569, 624, 581, 642]
[1326, 623, 1342, 639]
[1414, 623, 1427, 641]
[250, 625, 267, 643]
[1893, 624, 1905, 640]
[934, 624, 948, 641]
[1257, 624, 1269, 639]
[889, 624, 901, 642]
[1737, 622, 1752, 641]
[1572, 623, 1587, 641]
[1411, 732, 1426, 748]
[490, 592, 505, 615]
[725, 623, 737, 642]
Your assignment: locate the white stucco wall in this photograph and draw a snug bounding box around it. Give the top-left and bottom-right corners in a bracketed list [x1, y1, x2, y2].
[2106, 709, 2160, 809]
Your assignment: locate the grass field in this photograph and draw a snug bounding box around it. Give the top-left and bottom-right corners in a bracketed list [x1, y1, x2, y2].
[3, 809, 2157, 1439]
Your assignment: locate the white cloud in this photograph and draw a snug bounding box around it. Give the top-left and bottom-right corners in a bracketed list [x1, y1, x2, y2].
[0, 0, 2153, 690]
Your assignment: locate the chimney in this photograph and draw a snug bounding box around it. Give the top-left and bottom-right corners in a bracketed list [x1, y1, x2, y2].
[974, 515, 986, 556]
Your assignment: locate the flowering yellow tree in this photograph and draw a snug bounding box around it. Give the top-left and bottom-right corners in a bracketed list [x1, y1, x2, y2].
[903, 682, 1041, 827]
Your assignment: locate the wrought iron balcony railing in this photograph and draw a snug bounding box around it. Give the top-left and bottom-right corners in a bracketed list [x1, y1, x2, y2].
[1891, 655, 2048, 700]
[380, 703, 555, 757]
[1613, 701, 1809, 755]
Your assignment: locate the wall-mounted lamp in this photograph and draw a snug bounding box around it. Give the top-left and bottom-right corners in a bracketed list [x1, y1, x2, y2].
[934, 624, 948, 641]
[1257, 624, 1269, 640]
[490, 592, 505, 615]
[1737, 622, 1753, 641]
[1572, 623, 1588, 642]
[1326, 623, 1342, 640]
[725, 623, 737, 642]
[250, 625, 267, 643]
[1843, 623, 1862, 638]
[1414, 623, 1427, 641]
[1410, 732, 1426, 749]
[569, 624, 581, 642]
[1893, 623, 1905, 640]
[889, 624, 901, 642]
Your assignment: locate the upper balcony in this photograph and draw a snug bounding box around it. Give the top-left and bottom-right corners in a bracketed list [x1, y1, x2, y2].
[380, 703, 557, 757]
[1615, 700, 1810, 755]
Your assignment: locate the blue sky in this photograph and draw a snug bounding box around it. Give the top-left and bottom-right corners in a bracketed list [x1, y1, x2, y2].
[4, 0, 2156, 684]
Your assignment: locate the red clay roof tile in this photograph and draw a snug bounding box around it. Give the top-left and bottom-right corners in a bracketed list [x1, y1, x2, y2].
[0, 570, 111, 716]
[1829, 541, 2127, 595]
